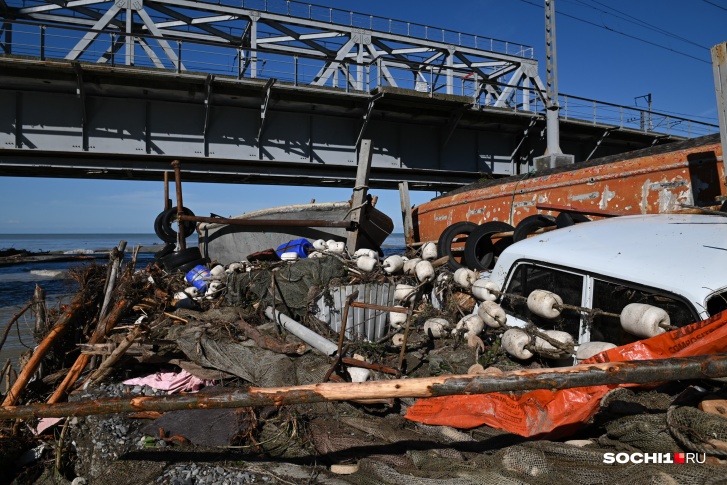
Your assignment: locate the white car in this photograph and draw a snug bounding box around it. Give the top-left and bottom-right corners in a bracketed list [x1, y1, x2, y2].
[489, 213, 727, 348]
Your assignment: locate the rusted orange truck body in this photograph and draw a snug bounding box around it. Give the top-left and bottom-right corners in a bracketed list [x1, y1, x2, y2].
[413, 134, 725, 244]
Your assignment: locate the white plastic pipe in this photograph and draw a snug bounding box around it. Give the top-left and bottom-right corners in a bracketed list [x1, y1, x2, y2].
[265, 307, 338, 356]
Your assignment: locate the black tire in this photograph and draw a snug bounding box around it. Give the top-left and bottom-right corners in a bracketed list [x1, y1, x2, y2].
[153, 243, 176, 262]
[174, 257, 210, 274]
[160, 247, 202, 271]
[555, 212, 591, 228]
[161, 207, 197, 241]
[463, 221, 515, 271]
[154, 209, 178, 243]
[437, 222, 478, 271]
[513, 214, 557, 243]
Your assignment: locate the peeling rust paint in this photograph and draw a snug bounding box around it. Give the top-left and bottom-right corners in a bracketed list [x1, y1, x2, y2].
[413, 139, 725, 243]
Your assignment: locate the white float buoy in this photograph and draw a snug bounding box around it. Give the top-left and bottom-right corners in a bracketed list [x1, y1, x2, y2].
[225, 262, 243, 274]
[308, 251, 324, 259]
[575, 341, 617, 361]
[455, 314, 484, 339]
[453, 268, 477, 289]
[534, 330, 574, 358]
[205, 281, 224, 299]
[382, 255, 404, 274]
[389, 306, 408, 329]
[353, 248, 377, 259]
[527, 289, 563, 319]
[403, 258, 421, 276]
[423, 317, 449, 338]
[391, 334, 405, 347]
[421, 242, 438, 260]
[327, 241, 346, 254]
[313, 239, 327, 251]
[620, 303, 669, 338]
[478, 301, 507, 328]
[183, 287, 199, 298]
[326, 239, 337, 248]
[501, 328, 533, 360]
[471, 279, 500, 301]
[394, 284, 417, 303]
[415, 260, 435, 283]
[280, 251, 299, 261]
[356, 256, 377, 272]
[173, 291, 189, 301]
[209, 265, 226, 280]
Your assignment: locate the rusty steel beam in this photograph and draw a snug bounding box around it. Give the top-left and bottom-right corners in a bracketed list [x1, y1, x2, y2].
[2, 353, 727, 420]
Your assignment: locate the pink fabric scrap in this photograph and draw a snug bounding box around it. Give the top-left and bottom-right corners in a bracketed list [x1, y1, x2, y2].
[123, 370, 215, 394]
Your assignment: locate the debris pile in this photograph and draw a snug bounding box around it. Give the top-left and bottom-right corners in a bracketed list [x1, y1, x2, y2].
[1, 240, 727, 484]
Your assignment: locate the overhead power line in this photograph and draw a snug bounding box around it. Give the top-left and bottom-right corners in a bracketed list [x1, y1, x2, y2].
[703, 0, 727, 12]
[572, 0, 709, 50]
[516, 0, 710, 65]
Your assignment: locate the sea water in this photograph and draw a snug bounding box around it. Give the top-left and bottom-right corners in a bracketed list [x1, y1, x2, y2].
[0, 233, 406, 368]
[0, 234, 163, 369]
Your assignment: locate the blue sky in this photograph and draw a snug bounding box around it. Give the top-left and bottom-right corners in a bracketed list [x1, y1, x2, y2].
[0, 0, 725, 234]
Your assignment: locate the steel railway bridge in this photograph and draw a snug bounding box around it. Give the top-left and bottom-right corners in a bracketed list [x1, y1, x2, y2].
[0, 0, 717, 190]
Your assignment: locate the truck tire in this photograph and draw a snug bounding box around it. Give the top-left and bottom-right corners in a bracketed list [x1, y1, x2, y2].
[555, 212, 591, 228]
[513, 214, 557, 242]
[161, 207, 197, 241]
[154, 209, 178, 243]
[437, 222, 478, 271]
[464, 221, 514, 271]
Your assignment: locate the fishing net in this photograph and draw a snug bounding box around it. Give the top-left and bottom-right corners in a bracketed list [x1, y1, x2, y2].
[225, 256, 347, 320]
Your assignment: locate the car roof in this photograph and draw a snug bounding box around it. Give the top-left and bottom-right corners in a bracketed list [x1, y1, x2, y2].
[491, 213, 727, 315]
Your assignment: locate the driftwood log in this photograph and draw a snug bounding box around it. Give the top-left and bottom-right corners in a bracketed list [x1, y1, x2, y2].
[3, 353, 727, 420]
[1, 287, 91, 407]
[47, 297, 134, 404]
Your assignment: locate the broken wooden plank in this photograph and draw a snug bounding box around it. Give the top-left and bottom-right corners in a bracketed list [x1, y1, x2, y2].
[3, 353, 727, 420]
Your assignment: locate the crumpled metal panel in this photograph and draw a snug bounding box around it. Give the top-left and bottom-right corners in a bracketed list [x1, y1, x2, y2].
[314, 283, 395, 341]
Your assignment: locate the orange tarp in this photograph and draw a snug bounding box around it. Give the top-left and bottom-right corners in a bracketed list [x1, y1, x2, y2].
[405, 311, 727, 437]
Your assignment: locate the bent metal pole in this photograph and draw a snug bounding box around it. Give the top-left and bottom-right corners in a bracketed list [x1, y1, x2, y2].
[2, 353, 727, 420]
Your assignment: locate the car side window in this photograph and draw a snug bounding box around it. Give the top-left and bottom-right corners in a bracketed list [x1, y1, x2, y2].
[590, 279, 697, 346]
[501, 263, 583, 336]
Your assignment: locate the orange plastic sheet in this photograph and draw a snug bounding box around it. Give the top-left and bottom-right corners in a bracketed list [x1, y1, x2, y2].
[405, 311, 727, 437]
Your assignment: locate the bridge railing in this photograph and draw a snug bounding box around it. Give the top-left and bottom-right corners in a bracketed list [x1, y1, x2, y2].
[0, 19, 717, 139]
[207, 0, 535, 58]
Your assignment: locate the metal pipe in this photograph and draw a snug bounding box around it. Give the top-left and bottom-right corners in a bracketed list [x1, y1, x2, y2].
[171, 160, 186, 250]
[178, 214, 354, 228]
